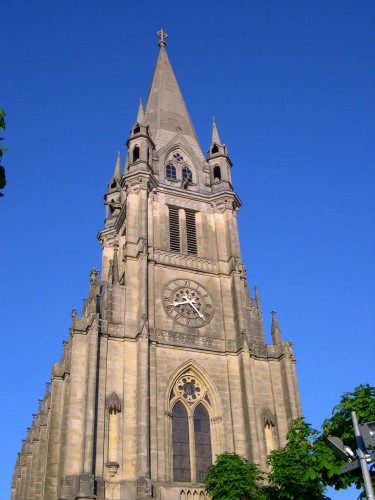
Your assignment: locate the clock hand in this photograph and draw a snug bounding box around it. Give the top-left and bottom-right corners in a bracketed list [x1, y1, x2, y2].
[170, 299, 190, 307]
[183, 296, 205, 319]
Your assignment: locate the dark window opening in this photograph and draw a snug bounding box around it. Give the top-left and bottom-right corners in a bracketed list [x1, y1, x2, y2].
[109, 200, 115, 217]
[194, 404, 212, 483]
[211, 144, 219, 154]
[169, 207, 180, 252]
[186, 210, 197, 255]
[213, 166, 221, 181]
[133, 145, 140, 162]
[133, 124, 140, 135]
[166, 162, 177, 180]
[110, 180, 117, 189]
[172, 402, 191, 482]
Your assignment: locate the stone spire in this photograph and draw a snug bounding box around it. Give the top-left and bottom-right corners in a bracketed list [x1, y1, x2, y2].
[136, 98, 144, 125]
[113, 152, 121, 180]
[144, 33, 203, 158]
[212, 117, 221, 145]
[271, 311, 282, 345]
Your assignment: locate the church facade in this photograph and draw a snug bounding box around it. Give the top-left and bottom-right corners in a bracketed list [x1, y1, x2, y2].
[12, 32, 301, 500]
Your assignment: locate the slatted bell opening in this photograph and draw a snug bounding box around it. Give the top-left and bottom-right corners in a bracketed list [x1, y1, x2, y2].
[186, 210, 197, 255]
[169, 206, 180, 252]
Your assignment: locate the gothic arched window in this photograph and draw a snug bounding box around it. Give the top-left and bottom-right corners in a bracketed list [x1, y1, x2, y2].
[169, 371, 215, 483]
[182, 166, 192, 183]
[132, 145, 140, 162]
[172, 402, 191, 482]
[166, 162, 177, 180]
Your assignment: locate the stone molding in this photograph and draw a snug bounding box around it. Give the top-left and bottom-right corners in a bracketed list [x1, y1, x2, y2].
[156, 330, 224, 349]
[153, 249, 217, 273]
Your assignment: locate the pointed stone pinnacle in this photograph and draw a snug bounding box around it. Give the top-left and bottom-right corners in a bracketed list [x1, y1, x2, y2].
[113, 152, 121, 180]
[254, 286, 261, 309]
[212, 116, 221, 145]
[271, 311, 282, 344]
[136, 97, 144, 124]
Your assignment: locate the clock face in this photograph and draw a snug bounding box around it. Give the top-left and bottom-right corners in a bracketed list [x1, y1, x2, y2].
[162, 279, 213, 328]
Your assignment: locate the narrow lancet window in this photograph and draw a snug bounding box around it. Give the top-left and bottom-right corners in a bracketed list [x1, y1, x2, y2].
[194, 404, 212, 482]
[172, 402, 191, 482]
[133, 145, 140, 162]
[213, 165, 221, 181]
[166, 162, 177, 179]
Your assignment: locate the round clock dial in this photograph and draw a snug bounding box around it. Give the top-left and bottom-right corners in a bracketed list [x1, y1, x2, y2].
[162, 279, 213, 328]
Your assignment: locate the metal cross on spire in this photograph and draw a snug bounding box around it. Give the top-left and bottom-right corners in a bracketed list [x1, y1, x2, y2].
[156, 28, 168, 47]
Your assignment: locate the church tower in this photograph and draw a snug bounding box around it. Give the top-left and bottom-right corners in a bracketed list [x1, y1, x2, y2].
[12, 31, 301, 500]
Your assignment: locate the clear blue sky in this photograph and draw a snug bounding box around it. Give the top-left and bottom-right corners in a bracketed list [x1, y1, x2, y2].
[2, 1, 374, 498]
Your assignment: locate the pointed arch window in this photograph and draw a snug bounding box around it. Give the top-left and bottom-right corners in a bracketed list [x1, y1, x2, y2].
[133, 124, 140, 135]
[166, 162, 177, 180]
[169, 372, 214, 483]
[211, 144, 219, 154]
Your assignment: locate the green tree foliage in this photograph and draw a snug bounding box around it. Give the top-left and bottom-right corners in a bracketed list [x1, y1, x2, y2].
[0, 108, 7, 196]
[204, 386, 375, 499]
[204, 452, 266, 500]
[267, 418, 329, 499]
[317, 384, 375, 491]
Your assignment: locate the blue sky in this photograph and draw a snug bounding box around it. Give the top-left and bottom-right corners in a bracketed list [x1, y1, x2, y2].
[2, 1, 374, 498]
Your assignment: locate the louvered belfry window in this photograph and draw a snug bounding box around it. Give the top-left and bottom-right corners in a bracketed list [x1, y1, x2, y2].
[168, 207, 198, 255]
[169, 207, 180, 252]
[185, 210, 197, 255]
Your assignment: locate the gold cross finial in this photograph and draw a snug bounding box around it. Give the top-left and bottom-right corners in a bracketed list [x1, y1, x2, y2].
[156, 29, 168, 47]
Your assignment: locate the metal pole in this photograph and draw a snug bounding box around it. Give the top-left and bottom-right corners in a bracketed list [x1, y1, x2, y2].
[351, 411, 375, 500]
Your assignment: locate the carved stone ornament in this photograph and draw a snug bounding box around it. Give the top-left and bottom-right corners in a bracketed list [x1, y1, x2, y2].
[211, 197, 234, 213]
[125, 176, 149, 194]
[163, 194, 202, 211]
[262, 408, 275, 427]
[105, 461, 119, 478]
[106, 392, 121, 414]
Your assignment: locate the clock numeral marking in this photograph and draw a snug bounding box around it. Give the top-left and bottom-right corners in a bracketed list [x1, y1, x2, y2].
[183, 280, 191, 286]
[186, 319, 191, 326]
[174, 313, 181, 320]
[163, 296, 170, 301]
[202, 293, 209, 298]
[206, 304, 212, 308]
